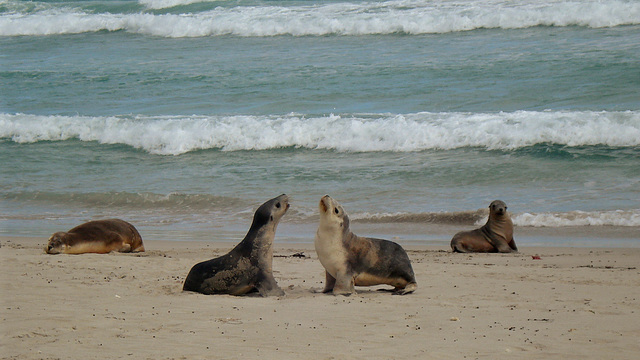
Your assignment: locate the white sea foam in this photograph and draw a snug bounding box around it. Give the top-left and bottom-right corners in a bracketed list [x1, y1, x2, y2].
[1, 0, 638, 37]
[1, 111, 639, 155]
[341, 209, 640, 227]
[138, 0, 218, 10]
[512, 210, 640, 227]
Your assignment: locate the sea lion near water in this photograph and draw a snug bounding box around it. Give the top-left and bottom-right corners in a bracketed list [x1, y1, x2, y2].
[314, 195, 417, 296]
[46, 219, 145, 254]
[183, 194, 289, 296]
[450, 200, 517, 253]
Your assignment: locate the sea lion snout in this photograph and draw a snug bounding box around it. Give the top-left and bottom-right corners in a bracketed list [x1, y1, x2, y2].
[490, 200, 507, 216]
[275, 194, 290, 211]
[45, 233, 66, 254]
[319, 195, 343, 217]
[46, 243, 57, 254]
[267, 194, 290, 223]
[319, 195, 331, 213]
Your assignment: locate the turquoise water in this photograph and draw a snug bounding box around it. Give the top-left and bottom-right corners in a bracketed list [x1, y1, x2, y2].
[1, 0, 639, 244]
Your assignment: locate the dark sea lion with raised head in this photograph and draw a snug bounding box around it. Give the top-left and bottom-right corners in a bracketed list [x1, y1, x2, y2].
[183, 194, 289, 296]
[314, 195, 417, 296]
[450, 200, 517, 253]
[46, 219, 145, 254]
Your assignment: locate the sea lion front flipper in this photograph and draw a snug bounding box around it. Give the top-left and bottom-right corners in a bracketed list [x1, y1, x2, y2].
[492, 239, 516, 253]
[117, 243, 132, 252]
[256, 274, 285, 297]
[331, 269, 355, 296]
[322, 271, 336, 293]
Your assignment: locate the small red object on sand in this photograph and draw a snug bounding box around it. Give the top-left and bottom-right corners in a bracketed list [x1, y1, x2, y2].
[532, 255, 541, 260]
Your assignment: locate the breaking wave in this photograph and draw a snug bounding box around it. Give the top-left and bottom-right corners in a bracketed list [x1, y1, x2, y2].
[2, 111, 639, 155]
[1, 0, 639, 37]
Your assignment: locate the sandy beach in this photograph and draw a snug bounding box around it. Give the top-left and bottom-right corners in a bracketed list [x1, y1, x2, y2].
[1, 235, 639, 360]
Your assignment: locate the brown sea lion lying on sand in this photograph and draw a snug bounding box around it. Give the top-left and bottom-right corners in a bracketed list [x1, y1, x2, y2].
[46, 219, 144, 254]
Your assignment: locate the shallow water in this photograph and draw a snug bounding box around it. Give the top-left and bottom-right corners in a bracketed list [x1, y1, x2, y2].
[1, 0, 639, 245]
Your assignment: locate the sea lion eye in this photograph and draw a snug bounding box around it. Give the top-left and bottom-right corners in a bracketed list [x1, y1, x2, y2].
[334, 208, 339, 214]
[275, 202, 281, 208]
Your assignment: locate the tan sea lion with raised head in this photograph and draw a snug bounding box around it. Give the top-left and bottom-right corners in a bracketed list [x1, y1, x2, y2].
[314, 195, 417, 296]
[183, 194, 289, 296]
[450, 200, 517, 253]
[46, 219, 145, 254]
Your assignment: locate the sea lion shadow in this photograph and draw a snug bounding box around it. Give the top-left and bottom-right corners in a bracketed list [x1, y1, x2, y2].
[306, 286, 405, 297]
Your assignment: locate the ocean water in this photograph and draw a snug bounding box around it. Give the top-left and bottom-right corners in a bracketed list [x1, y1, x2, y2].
[1, 0, 639, 246]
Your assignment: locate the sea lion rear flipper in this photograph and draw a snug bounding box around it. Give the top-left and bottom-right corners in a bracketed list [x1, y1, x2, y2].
[393, 282, 417, 295]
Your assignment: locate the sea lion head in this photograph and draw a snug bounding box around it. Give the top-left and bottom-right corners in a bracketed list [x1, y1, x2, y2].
[489, 200, 508, 218]
[46, 232, 68, 254]
[251, 194, 290, 230]
[318, 195, 349, 233]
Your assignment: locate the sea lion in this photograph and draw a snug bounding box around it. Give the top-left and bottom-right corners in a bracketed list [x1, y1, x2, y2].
[450, 200, 517, 253]
[46, 219, 145, 254]
[183, 194, 289, 296]
[314, 195, 417, 296]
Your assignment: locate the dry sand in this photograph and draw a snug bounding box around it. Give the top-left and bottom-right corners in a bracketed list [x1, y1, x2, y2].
[1, 236, 639, 359]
